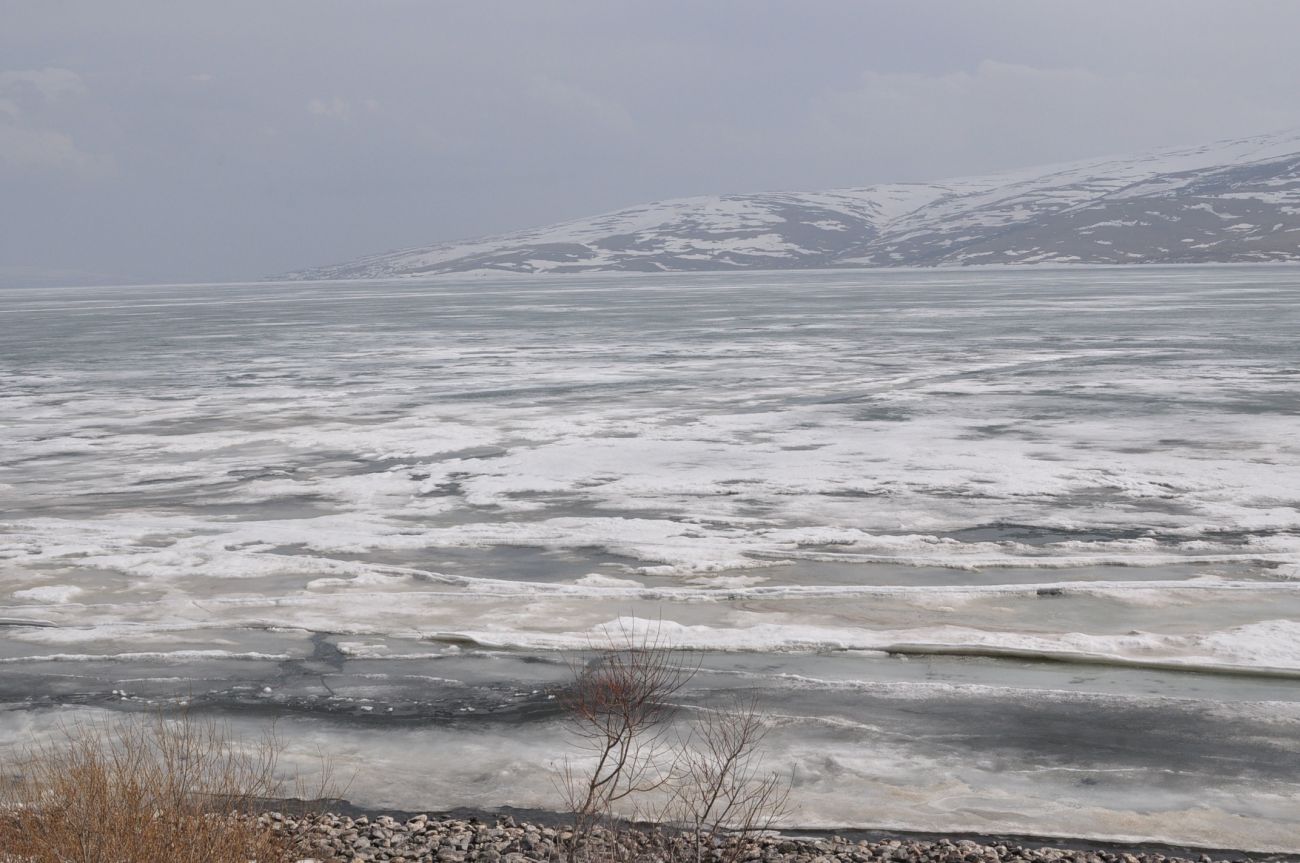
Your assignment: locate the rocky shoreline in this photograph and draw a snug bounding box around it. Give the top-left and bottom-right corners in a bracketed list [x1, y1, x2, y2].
[267, 813, 1299, 863]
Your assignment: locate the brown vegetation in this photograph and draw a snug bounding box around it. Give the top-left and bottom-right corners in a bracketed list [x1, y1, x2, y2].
[0, 712, 294, 863]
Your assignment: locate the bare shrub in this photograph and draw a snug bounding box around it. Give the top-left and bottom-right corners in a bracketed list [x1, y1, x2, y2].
[555, 620, 790, 863]
[556, 620, 697, 861]
[0, 711, 295, 863]
[669, 697, 790, 863]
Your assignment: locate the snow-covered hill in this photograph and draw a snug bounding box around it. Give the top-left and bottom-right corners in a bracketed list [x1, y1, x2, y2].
[287, 130, 1300, 278]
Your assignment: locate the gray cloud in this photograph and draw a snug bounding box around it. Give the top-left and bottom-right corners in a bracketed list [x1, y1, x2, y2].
[1, 68, 88, 102]
[3, 0, 1300, 284]
[0, 67, 110, 177]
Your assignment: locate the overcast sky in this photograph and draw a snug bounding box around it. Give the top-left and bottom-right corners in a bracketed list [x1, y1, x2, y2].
[4, 0, 1300, 284]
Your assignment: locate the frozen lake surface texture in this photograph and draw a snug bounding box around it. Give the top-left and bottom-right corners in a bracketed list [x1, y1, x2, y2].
[1, 266, 1298, 850]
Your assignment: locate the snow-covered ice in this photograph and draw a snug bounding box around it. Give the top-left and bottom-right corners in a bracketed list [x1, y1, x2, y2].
[1, 265, 1299, 849]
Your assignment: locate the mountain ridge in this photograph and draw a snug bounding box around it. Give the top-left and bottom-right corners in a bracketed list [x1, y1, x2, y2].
[286, 130, 1300, 279]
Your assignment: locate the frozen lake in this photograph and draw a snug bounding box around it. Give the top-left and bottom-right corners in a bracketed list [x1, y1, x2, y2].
[1, 266, 1298, 850]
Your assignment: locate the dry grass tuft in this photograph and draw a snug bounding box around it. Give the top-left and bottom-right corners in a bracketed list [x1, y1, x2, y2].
[0, 712, 295, 863]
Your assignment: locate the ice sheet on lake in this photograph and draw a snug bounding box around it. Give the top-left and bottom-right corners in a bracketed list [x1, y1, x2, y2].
[2, 266, 1299, 847]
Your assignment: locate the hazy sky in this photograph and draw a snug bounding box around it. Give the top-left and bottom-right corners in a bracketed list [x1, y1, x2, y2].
[4, 0, 1300, 284]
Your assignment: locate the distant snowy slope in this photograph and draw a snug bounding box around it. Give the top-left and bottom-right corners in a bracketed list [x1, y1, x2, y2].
[287, 130, 1300, 278]
[287, 183, 981, 278]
